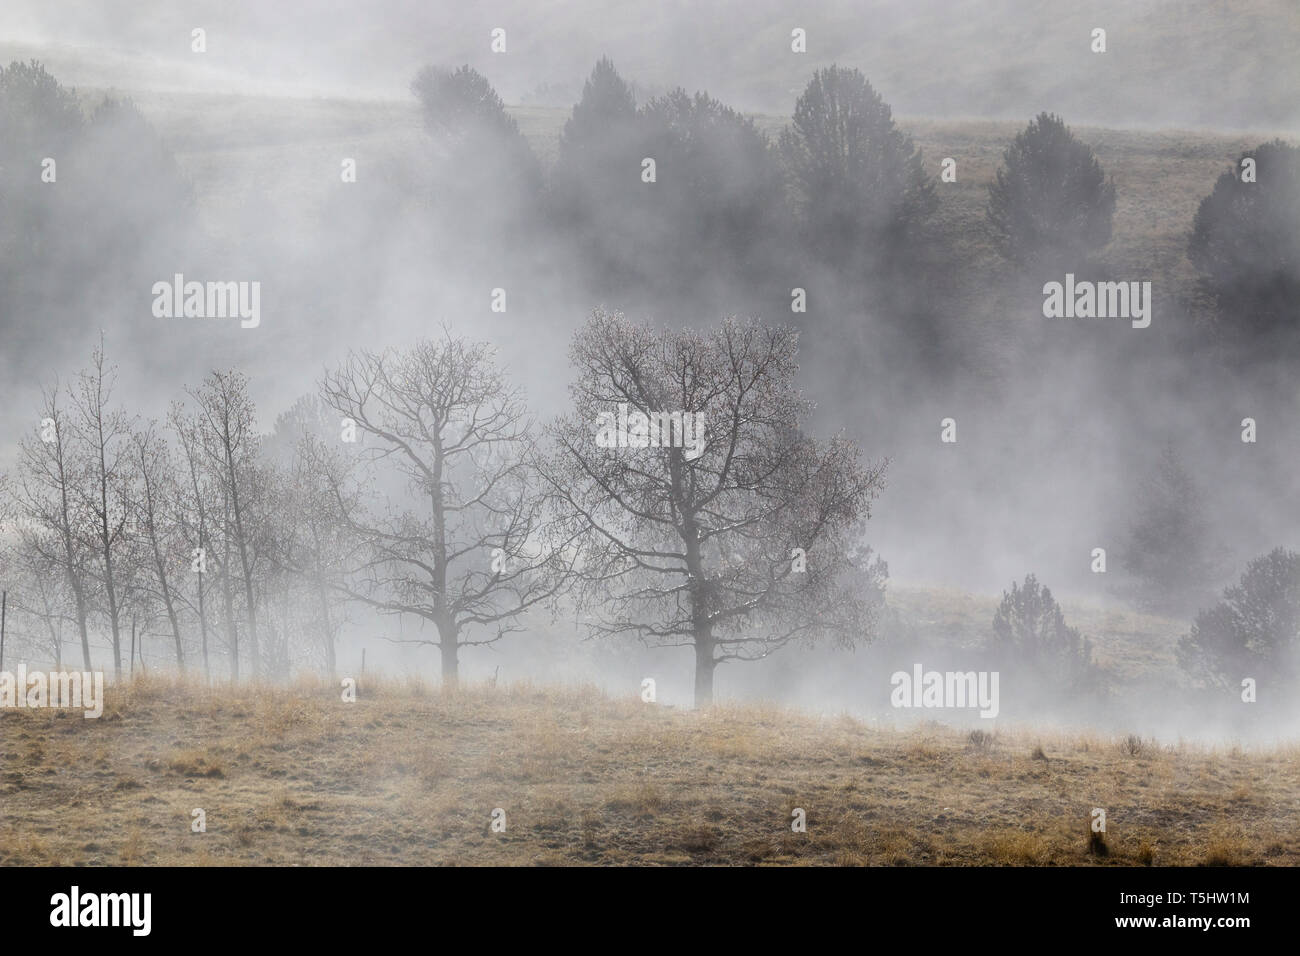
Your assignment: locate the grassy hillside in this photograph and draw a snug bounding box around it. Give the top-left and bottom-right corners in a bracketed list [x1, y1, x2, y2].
[2, 675, 1295, 866]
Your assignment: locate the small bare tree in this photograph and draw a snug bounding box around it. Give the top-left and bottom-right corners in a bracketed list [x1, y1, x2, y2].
[545, 310, 888, 707]
[187, 371, 265, 680]
[69, 341, 135, 678]
[16, 384, 94, 669]
[266, 419, 363, 679]
[4, 529, 74, 668]
[170, 401, 215, 680]
[130, 424, 187, 667]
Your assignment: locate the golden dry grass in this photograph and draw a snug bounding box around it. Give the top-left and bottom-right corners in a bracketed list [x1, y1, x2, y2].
[1, 673, 1297, 866]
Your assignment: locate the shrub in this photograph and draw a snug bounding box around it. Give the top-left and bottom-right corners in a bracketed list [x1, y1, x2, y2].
[1188, 139, 1300, 341]
[987, 112, 1115, 266]
[991, 574, 1103, 696]
[1176, 547, 1300, 690]
[780, 65, 935, 273]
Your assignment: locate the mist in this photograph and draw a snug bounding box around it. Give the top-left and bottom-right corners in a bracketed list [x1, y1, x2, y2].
[2, 0, 1298, 756]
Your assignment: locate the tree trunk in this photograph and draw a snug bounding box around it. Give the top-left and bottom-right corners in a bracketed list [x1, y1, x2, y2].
[221, 489, 239, 681]
[71, 577, 91, 670]
[142, 466, 184, 669]
[693, 635, 715, 708]
[150, 540, 183, 669]
[197, 566, 210, 682]
[43, 612, 62, 671]
[102, 525, 122, 679]
[226, 447, 260, 678]
[316, 582, 336, 679]
[56, 446, 92, 670]
[439, 632, 459, 688]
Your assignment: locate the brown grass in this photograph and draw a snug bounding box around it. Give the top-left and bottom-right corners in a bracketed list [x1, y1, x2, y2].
[0, 673, 1297, 866]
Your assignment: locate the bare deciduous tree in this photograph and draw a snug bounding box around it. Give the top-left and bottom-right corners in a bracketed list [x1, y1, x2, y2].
[545, 310, 888, 706]
[187, 371, 264, 680]
[170, 401, 215, 680]
[69, 341, 135, 678]
[320, 332, 574, 686]
[16, 384, 94, 669]
[131, 423, 187, 667]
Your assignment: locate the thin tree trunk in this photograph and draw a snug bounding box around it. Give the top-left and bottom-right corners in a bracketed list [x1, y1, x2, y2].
[226, 445, 260, 678]
[42, 602, 63, 671]
[96, 415, 123, 679]
[222, 489, 239, 681]
[140, 451, 184, 668]
[316, 581, 336, 679]
[197, 566, 210, 681]
[55, 435, 92, 670]
[693, 634, 715, 708]
[72, 581, 91, 670]
[439, 625, 459, 688]
[177, 425, 212, 682]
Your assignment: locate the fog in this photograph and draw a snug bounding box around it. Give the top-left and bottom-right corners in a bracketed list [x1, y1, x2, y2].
[1, 0, 1298, 745]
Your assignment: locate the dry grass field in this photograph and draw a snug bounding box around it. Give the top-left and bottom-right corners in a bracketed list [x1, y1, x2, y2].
[2, 674, 1296, 866]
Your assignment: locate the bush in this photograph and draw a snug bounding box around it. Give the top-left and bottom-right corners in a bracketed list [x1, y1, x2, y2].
[991, 574, 1103, 696]
[780, 66, 935, 273]
[410, 65, 543, 244]
[552, 58, 645, 291]
[1188, 139, 1300, 342]
[1176, 547, 1300, 690]
[637, 88, 785, 288]
[986, 112, 1115, 266]
[1120, 442, 1222, 615]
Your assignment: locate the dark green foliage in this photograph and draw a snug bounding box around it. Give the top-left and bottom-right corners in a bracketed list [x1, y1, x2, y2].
[551, 58, 645, 291]
[1177, 547, 1300, 690]
[780, 66, 935, 273]
[411, 65, 542, 244]
[1188, 139, 1300, 340]
[991, 573, 1101, 694]
[986, 112, 1115, 265]
[1121, 443, 1222, 615]
[636, 88, 786, 287]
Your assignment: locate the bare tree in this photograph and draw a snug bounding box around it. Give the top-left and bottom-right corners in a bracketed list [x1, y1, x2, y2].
[258, 396, 354, 677]
[130, 423, 187, 667]
[4, 529, 74, 668]
[170, 401, 214, 680]
[545, 310, 888, 706]
[16, 384, 94, 669]
[69, 341, 135, 678]
[187, 371, 264, 679]
[268, 431, 362, 678]
[319, 332, 574, 686]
